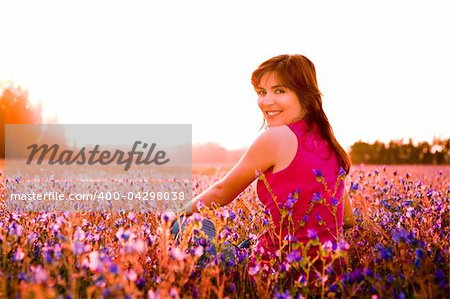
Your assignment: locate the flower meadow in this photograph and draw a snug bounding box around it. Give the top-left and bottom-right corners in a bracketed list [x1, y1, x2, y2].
[0, 165, 449, 298]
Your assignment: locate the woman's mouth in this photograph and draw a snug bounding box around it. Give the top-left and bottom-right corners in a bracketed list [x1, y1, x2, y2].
[266, 110, 281, 116]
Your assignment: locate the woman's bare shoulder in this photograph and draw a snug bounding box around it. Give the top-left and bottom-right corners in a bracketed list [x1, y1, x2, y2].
[258, 125, 295, 143]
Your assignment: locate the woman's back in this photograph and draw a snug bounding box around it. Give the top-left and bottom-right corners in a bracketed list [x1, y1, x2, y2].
[256, 119, 345, 256]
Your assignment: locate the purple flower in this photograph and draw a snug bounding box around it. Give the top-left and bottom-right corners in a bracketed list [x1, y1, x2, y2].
[350, 182, 359, 191]
[285, 197, 297, 209]
[248, 263, 261, 276]
[109, 263, 119, 274]
[376, 244, 393, 260]
[161, 211, 175, 223]
[136, 277, 146, 290]
[331, 197, 339, 206]
[7, 222, 23, 237]
[312, 169, 323, 178]
[236, 248, 249, 263]
[278, 262, 290, 273]
[13, 247, 25, 262]
[312, 192, 322, 203]
[274, 290, 292, 299]
[338, 167, 346, 177]
[226, 282, 236, 293]
[301, 215, 309, 223]
[284, 234, 297, 242]
[307, 229, 318, 240]
[286, 250, 302, 263]
[315, 212, 324, 225]
[30, 265, 48, 284]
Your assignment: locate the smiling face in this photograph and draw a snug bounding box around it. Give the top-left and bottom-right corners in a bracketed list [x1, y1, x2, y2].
[256, 72, 304, 127]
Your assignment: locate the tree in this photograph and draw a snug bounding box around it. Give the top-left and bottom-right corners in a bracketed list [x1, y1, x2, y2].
[0, 84, 43, 158]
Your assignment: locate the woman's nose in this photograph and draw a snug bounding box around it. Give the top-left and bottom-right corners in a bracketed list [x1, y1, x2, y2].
[261, 94, 275, 106]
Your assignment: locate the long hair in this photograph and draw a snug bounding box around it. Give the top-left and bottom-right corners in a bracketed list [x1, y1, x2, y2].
[251, 54, 351, 174]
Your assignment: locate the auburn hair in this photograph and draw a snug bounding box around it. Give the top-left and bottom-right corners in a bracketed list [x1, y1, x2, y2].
[251, 54, 351, 174]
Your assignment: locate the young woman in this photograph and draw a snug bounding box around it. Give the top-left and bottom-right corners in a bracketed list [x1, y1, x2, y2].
[182, 54, 354, 261]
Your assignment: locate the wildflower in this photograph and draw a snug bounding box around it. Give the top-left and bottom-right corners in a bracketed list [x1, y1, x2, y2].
[350, 182, 359, 191]
[301, 215, 309, 226]
[331, 197, 339, 206]
[284, 234, 297, 242]
[236, 248, 249, 263]
[170, 247, 186, 261]
[285, 197, 297, 209]
[109, 263, 119, 274]
[392, 228, 412, 244]
[73, 241, 85, 255]
[435, 269, 445, 288]
[278, 262, 290, 273]
[274, 289, 292, 299]
[30, 265, 48, 284]
[307, 229, 318, 240]
[226, 282, 236, 293]
[198, 237, 207, 247]
[316, 212, 324, 225]
[18, 272, 27, 282]
[376, 244, 393, 260]
[88, 251, 102, 272]
[148, 289, 160, 299]
[126, 269, 137, 282]
[312, 192, 322, 203]
[286, 250, 302, 263]
[74, 227, 86, 241]
[7, 222, 23, 237]
[364, 267, 374, 277]
[193, 246, 204, 257]
[351, 269, 364, 283]
[329, 283, 338, 292]
[322, 240, 334, 251]
[13, 247, 25, 262]
[130, 239, 146, 253]
[338, 239, 350, 250]
[338, 167, 346, 177]
[115, 227, 132, 241]
[161, 211, 175, 223]
[42, 245, 54, 263]
[127, 212, 136, 221]
[248, 262, 261, 275]
[297, 275, 307, 287]
[312, 169, 323, 178]
[136, 277, 146, 290]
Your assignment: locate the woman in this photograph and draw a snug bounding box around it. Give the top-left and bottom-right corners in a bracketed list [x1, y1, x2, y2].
[182, 54, 354, 264]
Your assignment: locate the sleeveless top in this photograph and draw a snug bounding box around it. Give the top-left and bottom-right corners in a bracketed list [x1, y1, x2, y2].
[256, 119, 345, 257]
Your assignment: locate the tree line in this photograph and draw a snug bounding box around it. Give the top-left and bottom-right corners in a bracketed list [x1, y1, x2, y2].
[349, 139, 449, 165]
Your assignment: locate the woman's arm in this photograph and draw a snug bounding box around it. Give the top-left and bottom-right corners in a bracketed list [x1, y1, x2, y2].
[182, 126, 290, 215]
[343, 190, 355, 228]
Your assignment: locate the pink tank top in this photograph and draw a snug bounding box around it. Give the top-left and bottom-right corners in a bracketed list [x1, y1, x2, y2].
[256, 119, 345, 256]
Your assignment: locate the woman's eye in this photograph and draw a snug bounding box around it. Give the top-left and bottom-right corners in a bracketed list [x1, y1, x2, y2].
[275, 89, 285, 94]
[257, 90, 266, 96]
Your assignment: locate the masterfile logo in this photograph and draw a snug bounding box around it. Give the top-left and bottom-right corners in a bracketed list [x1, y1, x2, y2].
[5, 124, 192, 213]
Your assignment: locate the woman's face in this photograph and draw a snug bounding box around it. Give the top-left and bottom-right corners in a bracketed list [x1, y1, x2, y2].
[256, 72, 304, 127]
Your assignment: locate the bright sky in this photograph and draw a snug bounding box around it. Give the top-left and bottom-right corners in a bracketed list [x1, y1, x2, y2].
[0, 1, 448, 150]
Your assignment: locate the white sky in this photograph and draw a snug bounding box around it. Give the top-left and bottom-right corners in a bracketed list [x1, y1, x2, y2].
[0, 1, 448, 150]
